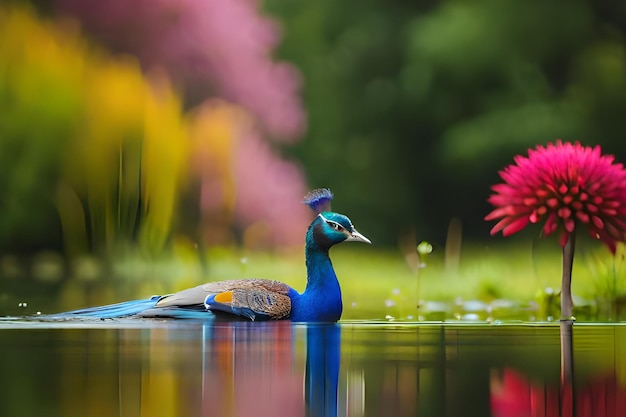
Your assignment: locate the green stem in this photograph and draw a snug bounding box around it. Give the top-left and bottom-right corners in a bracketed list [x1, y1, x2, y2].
[561, 232, 576, 320]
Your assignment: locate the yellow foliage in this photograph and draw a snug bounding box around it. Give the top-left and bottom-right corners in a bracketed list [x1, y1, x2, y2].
[140, 74, 190, 251]
[1, 4, 190, 254]
[0, 6, 86, 104]
[1, 4, 268, 256]
[188, 100, 250, 214]
[187, 100, 252, 245]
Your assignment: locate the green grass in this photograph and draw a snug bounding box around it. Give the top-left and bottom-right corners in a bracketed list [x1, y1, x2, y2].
[6, 238, 626, 320]
[126, 239, 626, 320]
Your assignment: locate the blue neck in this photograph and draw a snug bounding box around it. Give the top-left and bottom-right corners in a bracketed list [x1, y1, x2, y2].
[290, 239, 343, 322]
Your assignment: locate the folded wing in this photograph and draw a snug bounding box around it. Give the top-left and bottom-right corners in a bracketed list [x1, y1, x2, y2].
[155, 278, 293, 320]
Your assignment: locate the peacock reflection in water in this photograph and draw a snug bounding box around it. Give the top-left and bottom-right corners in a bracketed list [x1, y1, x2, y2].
[200, 322, 340, 417]
[68, 321, 342, 417]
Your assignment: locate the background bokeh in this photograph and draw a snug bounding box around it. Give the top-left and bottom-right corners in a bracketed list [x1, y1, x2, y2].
[268, 0, 626, 245]
[1, 0, 625, 316]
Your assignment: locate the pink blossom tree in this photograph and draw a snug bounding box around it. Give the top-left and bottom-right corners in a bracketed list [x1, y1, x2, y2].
[55, 0, 310, 248]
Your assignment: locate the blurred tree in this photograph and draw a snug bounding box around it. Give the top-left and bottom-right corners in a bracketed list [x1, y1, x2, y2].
[50, 0, 312, 251]
[188, 99, 310, 250]
[60, 64, 190, 255]
[0, 6, 82, 253]
[51, 0, 307, 141]
[0, 5, 189, 256]
[6, 0, 624, 255]
[0, 1, 312, 259]
[267, 0, 626, 246]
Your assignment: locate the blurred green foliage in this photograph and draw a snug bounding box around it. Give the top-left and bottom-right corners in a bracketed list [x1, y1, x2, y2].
[0, 6, 189, 256]
[0, 1, 314, 261]
[8, 241, 626, 321]
[0, 7, 82, 252]
[267, 0, 626, 245]
[1, 0, 626, 266]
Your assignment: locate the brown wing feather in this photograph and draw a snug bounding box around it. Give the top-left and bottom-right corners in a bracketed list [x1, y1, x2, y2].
[200, 279, 292, 294]
[230, 289, 292, 320]
[155, 279, 292, 307]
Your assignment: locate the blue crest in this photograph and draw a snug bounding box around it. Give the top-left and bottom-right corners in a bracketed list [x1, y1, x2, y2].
[303, 188, 333, 213]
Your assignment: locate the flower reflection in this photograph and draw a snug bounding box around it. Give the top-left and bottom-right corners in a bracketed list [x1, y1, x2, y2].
[490, 368, 626, 417]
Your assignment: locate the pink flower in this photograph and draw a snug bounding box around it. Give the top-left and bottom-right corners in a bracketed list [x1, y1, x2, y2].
[485, 140, 626, 252]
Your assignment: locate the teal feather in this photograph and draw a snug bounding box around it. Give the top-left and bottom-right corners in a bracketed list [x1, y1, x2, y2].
[51, 297, 161, 318]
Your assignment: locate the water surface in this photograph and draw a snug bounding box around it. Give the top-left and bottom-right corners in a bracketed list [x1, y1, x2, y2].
[0, 319, 624, 417]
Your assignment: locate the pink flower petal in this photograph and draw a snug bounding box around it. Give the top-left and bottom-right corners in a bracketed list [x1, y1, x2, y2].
[502, 217, 529, 237]
[576, 211, 590, 223]
[490, 218, 513, 235]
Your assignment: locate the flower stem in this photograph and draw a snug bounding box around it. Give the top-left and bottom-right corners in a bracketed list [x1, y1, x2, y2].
[561, 233, 576, 320]
[560, 320, 574, 414]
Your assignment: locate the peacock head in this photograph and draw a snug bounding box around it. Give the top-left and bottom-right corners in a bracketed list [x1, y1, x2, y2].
[303, 188, 371, 251]
[314, 211, 371, 247]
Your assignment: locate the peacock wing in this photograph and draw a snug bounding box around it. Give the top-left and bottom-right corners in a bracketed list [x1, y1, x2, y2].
[155, 278, 292, 308]
[206, 288, 292, 320]
[154, 284, 214, 307]
[202, 278, 292, 295]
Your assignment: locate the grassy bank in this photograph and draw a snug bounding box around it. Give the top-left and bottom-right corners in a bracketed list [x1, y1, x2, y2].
[2, 239, 625, 320]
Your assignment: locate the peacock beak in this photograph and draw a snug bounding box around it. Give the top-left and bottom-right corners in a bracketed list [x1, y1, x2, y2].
[347, 228, 372, 244]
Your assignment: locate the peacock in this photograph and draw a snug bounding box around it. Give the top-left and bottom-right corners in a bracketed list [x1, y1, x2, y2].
[51, 188, 370, 322]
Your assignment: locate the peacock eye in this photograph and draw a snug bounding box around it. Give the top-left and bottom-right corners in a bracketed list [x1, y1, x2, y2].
[328, 221, 343, 231]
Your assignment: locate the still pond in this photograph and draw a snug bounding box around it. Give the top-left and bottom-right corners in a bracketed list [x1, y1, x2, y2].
[0, 319, 624, 417]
